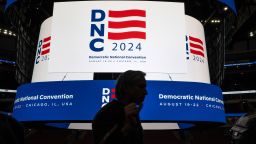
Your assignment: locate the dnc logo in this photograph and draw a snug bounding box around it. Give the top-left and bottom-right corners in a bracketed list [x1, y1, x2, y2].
[35, 36, 51, 64]
[90, 9, 146, 52]
[101, 88, 116, 107]
[186, 35, 205, 63]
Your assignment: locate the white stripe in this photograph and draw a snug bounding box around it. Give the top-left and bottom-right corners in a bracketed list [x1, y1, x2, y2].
[142, 123, 180, 130]
[108, 27, 146, 33]
[223, 90, 256, 95]
[0, 89, 16, 93]
[67, 123, 180, 130]
[68, 123, 92, 129]
[189, 40, 203, 45]
[189, 41, 203, 47]
[189, 47, 204, 53]
[42, 48, 50, 50]
[108, 16, 146, 22]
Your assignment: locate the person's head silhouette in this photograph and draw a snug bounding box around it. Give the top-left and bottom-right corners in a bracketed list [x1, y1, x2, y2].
[115, 70, 147, 106]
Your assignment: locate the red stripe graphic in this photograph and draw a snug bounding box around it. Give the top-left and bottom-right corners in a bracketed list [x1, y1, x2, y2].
[42, 42, 50, 49]
[41, 49, 50, 55]
[189, 36, 203, 45]
[111, 94, 116, 99]
[43, 36, 51, 42]
[108, 20, 146, 28]
[108, 31, 146, 40]
[109, 9, 146, 18]
[190, 49, 204, 57]
[189, 42, 204, 51]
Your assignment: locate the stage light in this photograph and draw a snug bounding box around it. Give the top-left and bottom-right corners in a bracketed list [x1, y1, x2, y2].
[249, 32, 254, 37]
[224, 6, 228, 11]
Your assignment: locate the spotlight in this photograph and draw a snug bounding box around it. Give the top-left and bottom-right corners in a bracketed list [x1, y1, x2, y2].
[224, 6, 228, 11]
[249, 32, 254, 37]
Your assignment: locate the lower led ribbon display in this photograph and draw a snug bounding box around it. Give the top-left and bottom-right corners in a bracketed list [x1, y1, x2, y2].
[13, 80, 225, 123]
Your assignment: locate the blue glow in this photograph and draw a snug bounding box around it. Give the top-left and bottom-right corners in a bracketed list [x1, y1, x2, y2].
[224, 61, 256, 67]
[225, 113, 245, 117]
[0, 59, 16, 65]
[218, 0, 237, 15]
[5, 0, 16, 10]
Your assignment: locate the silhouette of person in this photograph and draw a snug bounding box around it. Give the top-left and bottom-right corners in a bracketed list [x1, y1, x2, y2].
[92, 70, 147, 144]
